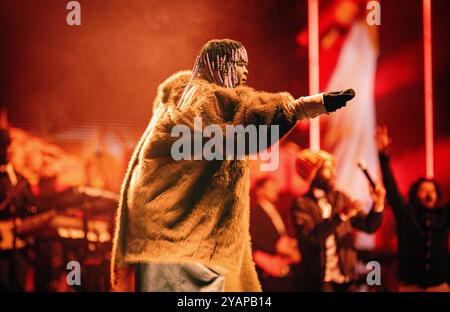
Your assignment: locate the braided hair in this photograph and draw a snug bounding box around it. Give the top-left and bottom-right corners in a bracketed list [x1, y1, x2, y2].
[178, 39, 248, 108]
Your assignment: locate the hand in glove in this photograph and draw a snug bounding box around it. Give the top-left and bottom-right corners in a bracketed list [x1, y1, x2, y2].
[323, 89, 355, 112]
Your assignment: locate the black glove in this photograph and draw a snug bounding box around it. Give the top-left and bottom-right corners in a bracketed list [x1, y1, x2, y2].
[323, 89, 355, 112]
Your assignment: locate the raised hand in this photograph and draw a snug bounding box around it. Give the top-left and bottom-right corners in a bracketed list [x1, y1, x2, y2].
[375, 125, 392, 153]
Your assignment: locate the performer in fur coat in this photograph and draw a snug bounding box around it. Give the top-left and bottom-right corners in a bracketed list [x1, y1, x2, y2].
[111, 39, 355, 292]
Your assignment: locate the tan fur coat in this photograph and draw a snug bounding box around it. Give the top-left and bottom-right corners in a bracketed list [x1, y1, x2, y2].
[111, 72, 321, 291]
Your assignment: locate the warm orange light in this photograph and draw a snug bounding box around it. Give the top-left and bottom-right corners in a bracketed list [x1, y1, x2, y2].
[308, 0, 320, 151]
[423, 0, 434, 178]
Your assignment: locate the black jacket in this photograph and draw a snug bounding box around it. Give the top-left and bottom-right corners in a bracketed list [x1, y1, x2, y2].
[292, 189, 383, 291]
[379, 153, 449, 288]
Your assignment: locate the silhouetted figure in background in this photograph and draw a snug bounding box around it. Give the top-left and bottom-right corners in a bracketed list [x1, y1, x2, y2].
[292, 149, 385, 292]
[250, 177, 301, 291]
[376, 126, 449, 292]
[0, 129, 36, 291]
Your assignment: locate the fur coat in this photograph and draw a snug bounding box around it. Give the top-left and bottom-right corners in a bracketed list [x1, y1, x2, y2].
[111, 71, 324, 291]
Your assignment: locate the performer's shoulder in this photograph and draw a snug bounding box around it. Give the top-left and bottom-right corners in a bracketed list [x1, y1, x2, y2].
[157, 70, 192, 92]
[152, 70, 193, 111]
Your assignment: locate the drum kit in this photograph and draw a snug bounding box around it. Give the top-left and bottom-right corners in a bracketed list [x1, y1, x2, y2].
[1, 185, 119, 291]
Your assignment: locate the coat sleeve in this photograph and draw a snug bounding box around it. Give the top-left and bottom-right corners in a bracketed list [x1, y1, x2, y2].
[212, 86, 327, 154]
[338, 191, 383, 234]
[350, 208, 383, 233]
[214, 86, 326, 138]
[149, 84, 326, 158]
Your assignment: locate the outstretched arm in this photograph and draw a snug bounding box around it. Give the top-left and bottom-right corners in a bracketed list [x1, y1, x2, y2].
[149, 85, 355, 158]
[214, 86, 355, 143]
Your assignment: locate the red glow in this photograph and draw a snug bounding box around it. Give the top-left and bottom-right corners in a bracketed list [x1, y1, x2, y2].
[308, 0, 320, 151]
[423, 0, 434, 179]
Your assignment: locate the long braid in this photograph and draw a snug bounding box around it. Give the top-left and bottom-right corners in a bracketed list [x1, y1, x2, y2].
[177, 39, 248, 108]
